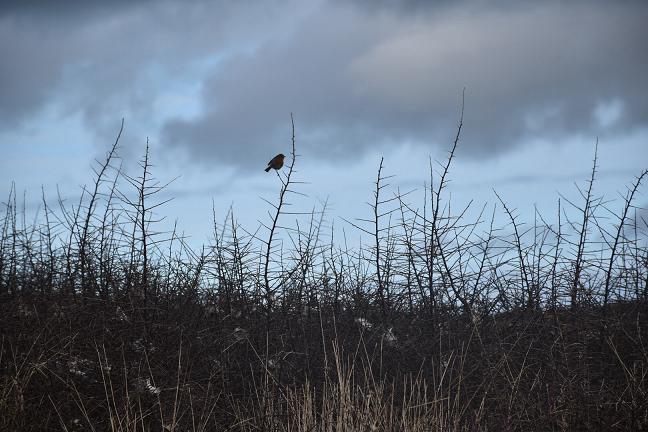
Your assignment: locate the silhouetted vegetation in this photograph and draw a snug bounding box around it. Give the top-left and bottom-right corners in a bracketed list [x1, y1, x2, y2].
[1, 118, 647, 431]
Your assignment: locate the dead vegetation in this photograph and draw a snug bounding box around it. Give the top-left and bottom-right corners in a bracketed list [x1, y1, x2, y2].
[1, 118, 647, 431]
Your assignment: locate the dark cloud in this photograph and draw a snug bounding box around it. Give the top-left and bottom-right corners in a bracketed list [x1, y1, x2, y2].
[0, 3, 152, 130]
[1, 1, 647, 171]
[0, 1, 290, 140]
[163, 1, 648, 170]
[340, 0, 648, 14]
[0, 0, 146, 16]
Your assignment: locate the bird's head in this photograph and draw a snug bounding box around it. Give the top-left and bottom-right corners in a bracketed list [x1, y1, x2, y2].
[277, 153, 285, 160]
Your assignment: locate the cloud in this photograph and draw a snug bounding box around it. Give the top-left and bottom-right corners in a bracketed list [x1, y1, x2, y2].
[1, 1, 647, 171]
[0, 1, 293, 136]
[163, 1, 648, 169]
[0, 1, 147, 17]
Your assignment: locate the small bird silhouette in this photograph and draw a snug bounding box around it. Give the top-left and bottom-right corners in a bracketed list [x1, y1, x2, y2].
[265, 153, 285, 172]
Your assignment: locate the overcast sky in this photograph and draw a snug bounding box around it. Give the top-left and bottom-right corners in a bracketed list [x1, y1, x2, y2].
[1, 0, 647, 245]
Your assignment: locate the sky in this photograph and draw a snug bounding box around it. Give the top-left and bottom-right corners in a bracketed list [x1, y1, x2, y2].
[1, 0, 647, 247]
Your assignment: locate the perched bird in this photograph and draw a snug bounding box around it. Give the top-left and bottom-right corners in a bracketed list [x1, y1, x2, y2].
[265, 153, 285, 172]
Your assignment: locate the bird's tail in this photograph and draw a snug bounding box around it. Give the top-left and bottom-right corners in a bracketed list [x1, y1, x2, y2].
[264, 166, 271, 172]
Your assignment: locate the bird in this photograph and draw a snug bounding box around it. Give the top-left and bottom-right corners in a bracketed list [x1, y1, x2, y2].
[265, 153, 285, 172]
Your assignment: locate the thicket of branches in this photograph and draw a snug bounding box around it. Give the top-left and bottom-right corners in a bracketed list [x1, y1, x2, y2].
[1, 117, 648, 431]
